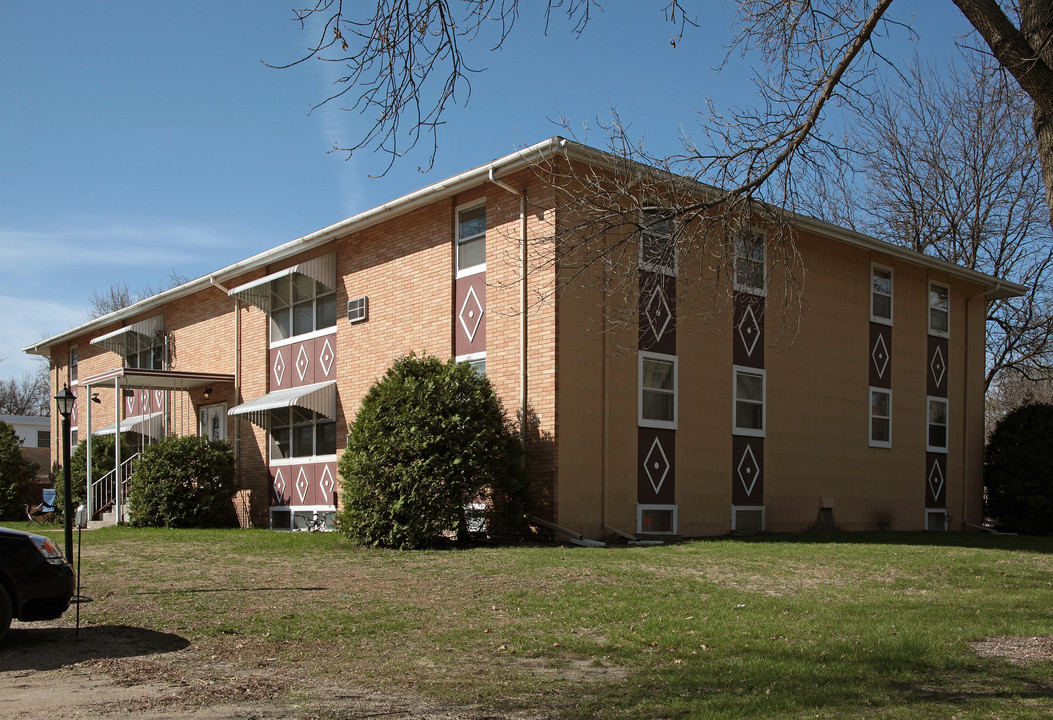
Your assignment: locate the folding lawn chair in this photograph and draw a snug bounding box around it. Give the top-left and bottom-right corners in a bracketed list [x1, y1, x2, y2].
[26, 488, 58, 526]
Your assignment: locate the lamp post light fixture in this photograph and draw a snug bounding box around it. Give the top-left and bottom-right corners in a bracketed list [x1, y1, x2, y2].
[54, 384, 76, 560]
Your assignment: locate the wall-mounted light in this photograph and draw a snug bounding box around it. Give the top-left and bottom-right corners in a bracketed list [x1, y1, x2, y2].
[91, 392, 101, 404]
[203, 387, 212, 401]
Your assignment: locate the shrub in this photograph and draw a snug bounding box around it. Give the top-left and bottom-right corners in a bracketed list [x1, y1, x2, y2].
[338, 353, 529, 549]
[984, 402, 1053, 535]
[0, 421, 38, 520]
[127, 435, 238, 528]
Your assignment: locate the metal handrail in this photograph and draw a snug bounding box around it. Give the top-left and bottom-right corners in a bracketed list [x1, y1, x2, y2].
[89, 452, 140, 520]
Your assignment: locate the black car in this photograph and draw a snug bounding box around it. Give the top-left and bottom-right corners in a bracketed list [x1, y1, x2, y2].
[0, 527, 75, 642]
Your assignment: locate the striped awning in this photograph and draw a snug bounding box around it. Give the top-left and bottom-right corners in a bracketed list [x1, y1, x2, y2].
[228, 380, 337, 427]
[227, 254, 336, 312]
[90, 315, 164, 355]
[93, 411, 165, 439]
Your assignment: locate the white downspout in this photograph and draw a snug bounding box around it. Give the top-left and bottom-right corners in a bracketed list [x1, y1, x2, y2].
[488, 168, 529, 449]
[85, 383, 93, 519]
[963, 282, 1002, 530]
[114, 377, 121, 523]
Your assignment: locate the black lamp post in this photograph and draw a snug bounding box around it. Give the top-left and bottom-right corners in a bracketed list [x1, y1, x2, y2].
[54, 384, 76, 560]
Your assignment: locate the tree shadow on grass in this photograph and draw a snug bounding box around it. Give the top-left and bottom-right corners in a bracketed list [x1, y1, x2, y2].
[0, 624, 189, 672]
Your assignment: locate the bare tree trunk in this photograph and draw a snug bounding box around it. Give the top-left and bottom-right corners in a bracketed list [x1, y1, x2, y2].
[954, 0, 1053, 225]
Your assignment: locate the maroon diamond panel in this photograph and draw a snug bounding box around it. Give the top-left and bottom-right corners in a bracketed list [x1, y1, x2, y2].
[638, 272, 676, 354]
[732, 435, 764, 505]
[638, 428, 676, 504]
[925, 453, 946, 507]
[269, 331, 337, 391]
[927, 336, 948, 398]
[869, 323, 892, 389]
[734, 294, 765, 368]
[271, 460, 338, 507]
[455, 274, 486, 356]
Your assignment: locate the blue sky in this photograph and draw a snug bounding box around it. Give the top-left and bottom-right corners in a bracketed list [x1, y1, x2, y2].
[0, 2, 974, 379]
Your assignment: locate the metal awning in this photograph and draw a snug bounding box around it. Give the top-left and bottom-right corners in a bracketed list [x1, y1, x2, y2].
[79, 367, 235, 391]
[94, 411, 165, 439]
[228, 380, 338, 427]
[227, 254, 336, 312]
[90, 315, 164, 355]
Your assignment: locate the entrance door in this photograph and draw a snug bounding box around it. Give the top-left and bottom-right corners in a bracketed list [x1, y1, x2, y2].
[199, 404, 227, 442]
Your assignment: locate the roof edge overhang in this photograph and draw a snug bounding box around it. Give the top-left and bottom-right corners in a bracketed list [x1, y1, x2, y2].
[78, 368, 235, 391]
[24, 136, 1025, 357]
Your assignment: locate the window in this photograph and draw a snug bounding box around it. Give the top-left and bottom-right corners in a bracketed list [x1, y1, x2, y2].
[732, 506, 765, 533]
[637, 504, 677, 534]
[927, 397, 948, 452]
[639, 209, 676, 275]
[457, 203, 486, 275]
[639, 352, 677, 428]
[929, 282, 949, 336]
[457, 352, 486, 377]
[69, 346, 78, 384]
[270, 275, 337, 343]
[926, 510, 947, 531]
[733, 367, 765, 436]
[734, 230, 765, 295]
[869, 388, 891, 448]
[124, 332, 165, 369]
[270, 407, 337, 460]
[871, 265, 892, 323]
[37, 431, 50, 447]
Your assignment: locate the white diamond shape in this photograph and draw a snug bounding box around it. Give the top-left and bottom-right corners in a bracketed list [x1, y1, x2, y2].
[319, 337, 335, 378]
[642, 436, 670, 495]
[645, 284, 672, 343]
[154, 390, 164, 410]
[738, 304, 761, 357]
[872, 333, 889, 380]
[296, 345, 310, 382]
[459, 284, 484, 342]
[126, 393, 138, 416]
[928, 458, 945, 500]
[737, 444, 761, 497]
[273, 468, 287, 502]
[273, 351, 286, 386]
[296, 467, 310, 504]
[319, 465, 335, 501]
[930, 345, 946, 388]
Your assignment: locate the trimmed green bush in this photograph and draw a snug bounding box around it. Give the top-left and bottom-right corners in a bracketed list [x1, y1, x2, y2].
[984, 402, 1053, 535]
[0, 421, 39, 520]
[127, 435, 237, 528]
[338, 353, 529, 549]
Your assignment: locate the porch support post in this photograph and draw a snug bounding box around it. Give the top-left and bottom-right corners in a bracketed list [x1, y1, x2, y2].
[114, 377, 122, 524]
[86, 383, 93, 519]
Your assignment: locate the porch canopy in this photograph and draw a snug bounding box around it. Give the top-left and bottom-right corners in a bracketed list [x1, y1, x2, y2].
[90, 315, 164, 355]
[79, 367, 236, 392]
[227, 254, 336, 312]
[228, 379, 337, 428]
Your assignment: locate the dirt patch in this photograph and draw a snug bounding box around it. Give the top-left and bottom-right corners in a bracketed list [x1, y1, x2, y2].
[0, 619, 551, 720]
[970, 635, 1053, 664]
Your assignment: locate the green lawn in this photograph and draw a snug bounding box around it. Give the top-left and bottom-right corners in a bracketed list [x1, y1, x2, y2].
[13, 523, 1053, 718]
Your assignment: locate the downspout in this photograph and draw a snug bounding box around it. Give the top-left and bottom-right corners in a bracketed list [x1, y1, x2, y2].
[114, 377, 121, 523]
[85, 382, 93, 519]
[211, 275, 242, 522]
[964, 282, 1001, 530]
[488, 168, 529, 451]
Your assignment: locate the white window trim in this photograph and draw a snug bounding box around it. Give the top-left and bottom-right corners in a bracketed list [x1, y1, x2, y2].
[733, 229, 767, 296]
[868, 387, 892, 448]
[639, 351, 678, 429]
[637, 504, 678, 535]
[870, 263, 893, 325]
[732, 505, 766, 532]
[455, 199, 487, 279]
[928, 281, 950, 338]
[925, 509, 948, 531]
[269, 324, 337, 350]
[732, 365, 766, 437]
[270, 454, 339, 467]
[638, 210, 677, 277]
[926, 396, 949, 453]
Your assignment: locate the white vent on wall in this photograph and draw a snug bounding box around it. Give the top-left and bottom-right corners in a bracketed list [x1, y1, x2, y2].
[347, 296, 368, 324]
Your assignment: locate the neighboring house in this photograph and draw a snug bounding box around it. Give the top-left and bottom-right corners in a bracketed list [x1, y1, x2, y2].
[23, 138, 1025, 537]
[0, 414, 51, 483]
